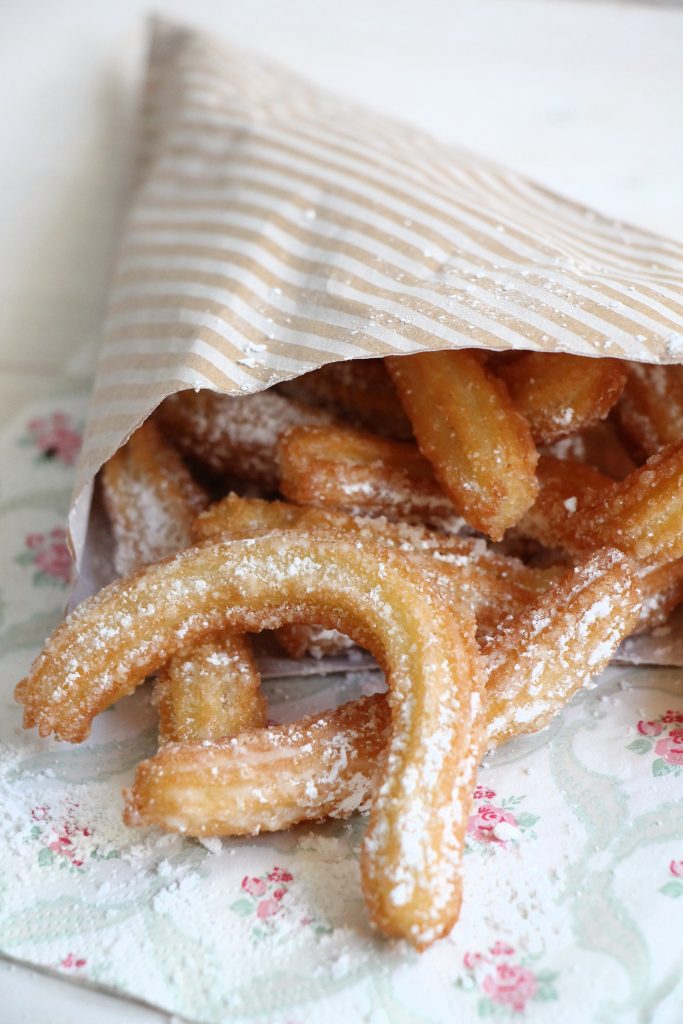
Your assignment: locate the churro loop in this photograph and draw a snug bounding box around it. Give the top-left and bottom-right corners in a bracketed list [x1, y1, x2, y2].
[17, 530, 485, 948]
[194, 493, 559, 640]
[125, 551, 638, 904]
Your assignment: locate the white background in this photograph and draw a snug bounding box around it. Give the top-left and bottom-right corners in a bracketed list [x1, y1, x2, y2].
[1, 1, 682, 1019]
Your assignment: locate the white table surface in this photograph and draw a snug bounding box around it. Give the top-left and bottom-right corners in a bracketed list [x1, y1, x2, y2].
[1, 0, 682, 1019]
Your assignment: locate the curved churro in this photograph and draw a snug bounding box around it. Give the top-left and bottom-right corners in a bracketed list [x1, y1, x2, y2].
[17, 530, 485, 948]
[193, 494, 561, 642]
[125, 550, 639, 885]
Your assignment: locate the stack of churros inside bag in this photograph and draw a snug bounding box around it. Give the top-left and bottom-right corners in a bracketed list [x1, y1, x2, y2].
[15, 350, 683, 949]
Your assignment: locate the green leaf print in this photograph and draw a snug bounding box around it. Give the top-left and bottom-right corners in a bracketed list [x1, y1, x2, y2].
[659, 880, 683, 899]
[477, 997, 496, 1017]
[14, 551, 35, 567]
[516, 812, 539, 829]
[626, 738, 652, 755]
[652, 758, 674, 777]
[230, 898, 253, 916]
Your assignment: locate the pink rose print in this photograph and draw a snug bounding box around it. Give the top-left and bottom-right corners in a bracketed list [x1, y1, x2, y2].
[29, 800, 117, 870]
[627, 710, 683, 776]
[637, 720, 664, 736]
[24, 412, 82, 466]
[458, 942, 557, 1014]
[17, 528, 72, 586]
[659, 858, 683, 899]
[466, 791, 538, 851]
[654, 732, 683, 767]
[232, 866, 292, 934]
[59, 953, 87, 970]
[231, 865, 330, 940]
[473, 785, 497, 801]
[268, 867, 293, 883]
[483, 962, 538, 1013]
[257, 898, 281, 919]
[490, 940, 515, 957]
[468, 804, 518, 845]
[242, 876, 267, 897]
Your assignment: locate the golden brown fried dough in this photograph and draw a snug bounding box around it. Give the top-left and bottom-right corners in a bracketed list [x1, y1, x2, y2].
[279, 359, 412, 439]
[521, 442, 683, 566]
[125, 550, 639, 895]
[615, 362, 683, 459]
[386, 350, 538, 539]
[101, 420, 208, 576]
[278, 423, 459, 525]
[153, 635, 266, 744]
[516, 455, 612, 551]
[494, 352, 626, 444]
[156, 388, 332, 486]
[17, 531, 486, 948]
[194, 493, 560, 640]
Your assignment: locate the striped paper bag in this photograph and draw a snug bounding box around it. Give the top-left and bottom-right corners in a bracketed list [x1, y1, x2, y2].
[70, 15, 683, 587]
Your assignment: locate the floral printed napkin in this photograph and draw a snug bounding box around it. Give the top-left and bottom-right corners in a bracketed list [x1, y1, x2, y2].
[1, 374, 682, 1023]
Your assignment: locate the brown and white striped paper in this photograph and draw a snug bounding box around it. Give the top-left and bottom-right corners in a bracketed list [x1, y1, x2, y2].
[71, 16, 683, 563]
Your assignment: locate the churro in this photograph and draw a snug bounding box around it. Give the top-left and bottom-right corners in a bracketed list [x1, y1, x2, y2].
[101, 419, 208, 576]
[386, 350, 538, 539]
[153, 635, 265, 744]
[156, 388, 332, 486]
[18, 531, 485, 947]
[494, 352, 626, 444]
[279, 359, 412, 439]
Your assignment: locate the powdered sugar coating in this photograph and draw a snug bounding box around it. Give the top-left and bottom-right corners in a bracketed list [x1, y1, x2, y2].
[194, 494, 560, 643]
[17, 530, 485, 948]
[483, 549, 641, 743]
[278, 422, 461, 526]
[124, 549, 642, 865]
[156, 388, 332, 485]
[101, 419, 208, 576]
[616, 362, 683, 459]
[153, 635, 265, 743]
[126, 695, 390, 835]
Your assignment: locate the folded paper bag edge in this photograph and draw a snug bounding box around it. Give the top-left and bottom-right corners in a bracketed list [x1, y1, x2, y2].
[68, 15, 683, 575]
